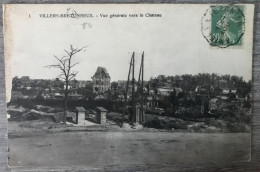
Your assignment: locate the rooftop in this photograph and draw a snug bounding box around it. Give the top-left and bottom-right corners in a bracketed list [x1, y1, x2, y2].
[75, 107, 86, 112]
[96, 107, 108, 112]
[93, 66, 110, 79]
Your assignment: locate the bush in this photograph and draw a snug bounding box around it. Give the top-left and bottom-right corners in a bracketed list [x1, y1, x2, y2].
[9, 99, 36, 109]
[144, 117, 164, 129]
[8, 110, 24, 121]
[107, 112, 126, 124]
[168, 122, 188, 130]
[226, 122, 247, 132]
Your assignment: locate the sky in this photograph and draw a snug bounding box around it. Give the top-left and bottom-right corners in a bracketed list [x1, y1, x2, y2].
[5, 4, 254, 82]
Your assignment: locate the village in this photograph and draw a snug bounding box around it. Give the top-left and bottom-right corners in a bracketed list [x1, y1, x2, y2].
[8, 63, 251, 133]
[7, 63, 252, 166]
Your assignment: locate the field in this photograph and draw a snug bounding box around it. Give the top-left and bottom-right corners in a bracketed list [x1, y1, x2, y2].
[8, 121, 250, 169]
[7, 104, 251, 170]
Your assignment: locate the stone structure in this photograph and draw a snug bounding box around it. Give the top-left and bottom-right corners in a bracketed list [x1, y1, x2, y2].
[75, 107, 87, 126]
[92, 67, 111, 94]
[96, 107, 108, 125]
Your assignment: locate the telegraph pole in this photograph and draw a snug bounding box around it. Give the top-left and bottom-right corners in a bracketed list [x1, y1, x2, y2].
[132, 52, 135, 123]
[141, 52, 144, 122]
[122, 51, 145, 125]
[136, 52, 145, 123]
[122, 53, 133, 126]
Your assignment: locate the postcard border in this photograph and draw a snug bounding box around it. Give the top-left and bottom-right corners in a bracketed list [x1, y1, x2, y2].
[0, 1, 260, 172]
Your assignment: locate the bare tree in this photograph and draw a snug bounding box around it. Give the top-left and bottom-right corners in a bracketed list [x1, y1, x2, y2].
[46, 45, 86, 124]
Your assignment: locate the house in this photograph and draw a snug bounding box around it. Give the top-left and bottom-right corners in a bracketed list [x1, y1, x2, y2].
[157, 87, 173, 96]
[68, 89, 83, 100]
[222, 88, 230, 94]
[231, 89, 237, 94]
[54, 93, 64, 99]
[195, 86, 208, 94]
[157, 87, 182, 97]
[92, 67, 111, 94]
[78, 80, 88, 88]
[11, 91, 24, 100]
[127, 84, 138, 95]
[209, 98, 220, 111]
[218, 79, 237, 94]
[18, 76, 31, 87]
[20, 76, 30, 83]
[42, 93, 51, 99]
[20, 89, 39, 99]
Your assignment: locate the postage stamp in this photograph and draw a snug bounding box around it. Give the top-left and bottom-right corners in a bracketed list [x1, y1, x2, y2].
[201, 5, 245, 48]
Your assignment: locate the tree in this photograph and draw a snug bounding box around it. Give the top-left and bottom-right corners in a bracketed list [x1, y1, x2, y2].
[169, 89, 178, 111]
[46, 45, 86, 124]
[150, 80, 159, 107]
[12, 76, 21, 90]
[111, 82, 118, 91]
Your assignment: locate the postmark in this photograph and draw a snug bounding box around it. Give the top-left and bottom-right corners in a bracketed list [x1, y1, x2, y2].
[201, 5, 245, 48]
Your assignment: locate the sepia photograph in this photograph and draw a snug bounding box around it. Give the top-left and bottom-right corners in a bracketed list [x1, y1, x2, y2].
[3, 4, 255, 169]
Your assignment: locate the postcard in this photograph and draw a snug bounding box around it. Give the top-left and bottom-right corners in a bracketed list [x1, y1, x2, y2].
[3, 4, 254, 169]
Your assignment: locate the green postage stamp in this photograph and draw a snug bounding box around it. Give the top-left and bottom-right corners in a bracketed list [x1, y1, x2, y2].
[202, 5, 245, 48]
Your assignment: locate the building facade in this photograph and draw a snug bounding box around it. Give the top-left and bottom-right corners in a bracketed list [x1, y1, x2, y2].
[92, 67, 111, 94]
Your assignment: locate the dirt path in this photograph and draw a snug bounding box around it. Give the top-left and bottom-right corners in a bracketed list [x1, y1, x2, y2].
[8, 132, 250, 168]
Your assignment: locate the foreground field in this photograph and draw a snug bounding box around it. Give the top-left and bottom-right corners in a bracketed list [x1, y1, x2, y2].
[9, 131, 250, 168]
